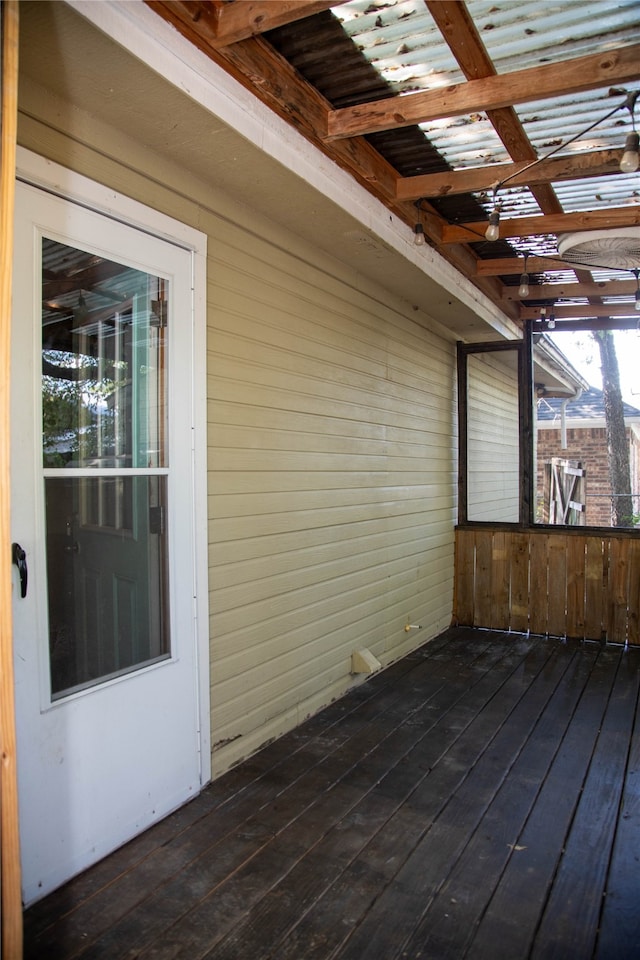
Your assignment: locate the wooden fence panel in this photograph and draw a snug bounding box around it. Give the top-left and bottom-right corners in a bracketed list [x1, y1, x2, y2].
[627, 539, 640, 646]
[608, 538, 630, 644]
[454, 528, 639, 645]
[566, 536, 586, 639]
[584, 536, 605, 641]
[529, 533, 549, 636]
[510, 532, 530, 633]
[454, 528, 475, 626]
[547, 535, 568, 637]
[491, 531, 510, 630]
[474, 529, 493, 628]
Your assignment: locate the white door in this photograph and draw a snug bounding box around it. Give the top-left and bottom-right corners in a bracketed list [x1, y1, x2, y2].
[11, 179, 205, 905]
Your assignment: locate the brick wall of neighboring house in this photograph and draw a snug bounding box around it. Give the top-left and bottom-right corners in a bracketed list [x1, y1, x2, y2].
[537, 426, 637, 526]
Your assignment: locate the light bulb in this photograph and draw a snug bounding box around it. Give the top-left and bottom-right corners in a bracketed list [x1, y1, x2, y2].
[547, 316, 556, 330]
[413, 223, 425, 246]
[620, 131, 639, 173]
[635, 290, 640, 311]
[485, 205, 501, 242]
[518, 274, 530, 298]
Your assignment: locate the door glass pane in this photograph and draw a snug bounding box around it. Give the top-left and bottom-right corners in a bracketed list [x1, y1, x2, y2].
[41, 238, 170, 698]
[42, 238, 167, 469]
[45, 476, 170, 698]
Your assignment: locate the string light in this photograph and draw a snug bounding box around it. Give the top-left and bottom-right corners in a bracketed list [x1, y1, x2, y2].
[518, 252, 530, 298]
[620, 91, 639, 173]
[413, 222, 425, 246]
[485, 189, 501, 241]
[480, 89, 638, 241]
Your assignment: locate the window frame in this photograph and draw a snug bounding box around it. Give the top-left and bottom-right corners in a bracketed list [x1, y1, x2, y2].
[457, 319, 640, 535]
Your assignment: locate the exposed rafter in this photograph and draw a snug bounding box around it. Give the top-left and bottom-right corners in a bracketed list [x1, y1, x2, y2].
[146, 0, 515, 314]
[502, 279, 638, 301]
[166, 0, 336, 47]
[325, 45, 640, 141]
[443, 207, 640, 244]
[146, 0, 640, 327]
[396, 150, 625, 201]
[522, 303, 640, 320]
[477, 257, 614, 277]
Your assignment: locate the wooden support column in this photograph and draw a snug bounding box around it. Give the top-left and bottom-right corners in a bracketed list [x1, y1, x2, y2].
[0, 1, 23, 956]
[519, 319, 534, 525]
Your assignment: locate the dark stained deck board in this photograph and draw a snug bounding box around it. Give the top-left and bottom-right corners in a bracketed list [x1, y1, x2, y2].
[462, 645, 626, 960]
[595, 661, 640, 960]
[87, 634, 526, 960]
[23, 629, 640, 960]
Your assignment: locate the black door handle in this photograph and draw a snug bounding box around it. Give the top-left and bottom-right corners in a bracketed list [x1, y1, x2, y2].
[11, 542, 27, 598]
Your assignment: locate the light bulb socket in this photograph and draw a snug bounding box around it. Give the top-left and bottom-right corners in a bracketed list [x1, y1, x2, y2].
[413, 222, 425, 246]
[518, 273, 530, 298]
[620, 131, 640, 173]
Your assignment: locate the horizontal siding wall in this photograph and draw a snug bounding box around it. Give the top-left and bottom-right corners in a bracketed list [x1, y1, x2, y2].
[467, 353, 519, 523]
[18, 84, 458, 778]
[207, 225, 457, 772]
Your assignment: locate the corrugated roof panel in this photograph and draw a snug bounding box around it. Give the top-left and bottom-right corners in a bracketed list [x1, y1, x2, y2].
[468, 0, 640, 71]
[331, 0, 640, 177]
[333, 0, 462, 92]
[332, 1, 640, 93]
[418, 114, 511, 169]
[553, 174, 640, 211]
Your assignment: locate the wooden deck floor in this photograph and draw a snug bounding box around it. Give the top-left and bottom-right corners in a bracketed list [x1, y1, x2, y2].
[24, 627, 640, 960]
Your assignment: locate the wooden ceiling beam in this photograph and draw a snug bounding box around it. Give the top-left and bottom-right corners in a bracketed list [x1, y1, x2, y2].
[532, 317, 639, 332]
[425, 0, 565, 218]
[477, 257, 584, 276]
[161, 1, 335, 47]
[396, 149, 624, 201]
[502, 279, 638, 301]
[325, 44, 640, 140]
[443, 206, 640, 243]
[146, 2, 517, 316]
[522, 303, 639, 320]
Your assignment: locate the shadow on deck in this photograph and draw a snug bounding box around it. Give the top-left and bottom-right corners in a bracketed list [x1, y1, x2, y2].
[24, 627, 640, 959]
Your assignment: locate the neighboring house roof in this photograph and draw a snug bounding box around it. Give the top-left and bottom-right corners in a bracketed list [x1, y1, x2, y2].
[537, 386, 640, 424]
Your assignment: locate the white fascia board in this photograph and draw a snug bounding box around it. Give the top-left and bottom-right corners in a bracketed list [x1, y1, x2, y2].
[537, 416, 640, 430]
[66, 0, 517, 341]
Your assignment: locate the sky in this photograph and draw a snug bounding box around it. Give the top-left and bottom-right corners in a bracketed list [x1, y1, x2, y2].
[549, 328, 640, 408]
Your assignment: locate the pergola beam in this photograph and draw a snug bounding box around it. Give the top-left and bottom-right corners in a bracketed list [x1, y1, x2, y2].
[477, 257, 579, 276]
[443, 206, 640, 244]
[396, 149, 624, 201]
[532, 317, 639, 332]
[522, 303, 639, 320]
[146, 1, 515, 313]
[165, 1, 336, 47]
[502, 279, 638, 301]
[325, 43, 640, 140]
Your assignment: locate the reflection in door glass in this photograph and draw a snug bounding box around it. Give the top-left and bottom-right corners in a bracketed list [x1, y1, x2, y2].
[42, 238, 171, 698]
[42, 239, 167, 469]
[45, 476, 170, 698]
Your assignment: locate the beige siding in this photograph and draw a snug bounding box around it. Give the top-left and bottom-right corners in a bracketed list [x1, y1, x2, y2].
[19, 84, 458, 777]
[467, 353, 520, 522]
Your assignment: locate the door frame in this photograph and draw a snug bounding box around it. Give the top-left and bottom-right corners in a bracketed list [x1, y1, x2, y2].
[14, 145, 211, 784]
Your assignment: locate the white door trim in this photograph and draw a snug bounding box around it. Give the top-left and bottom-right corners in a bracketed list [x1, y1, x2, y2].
[15, 145, 211, 787]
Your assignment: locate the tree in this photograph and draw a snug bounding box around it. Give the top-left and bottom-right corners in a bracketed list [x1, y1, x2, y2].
[594, 330, 634, 526]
